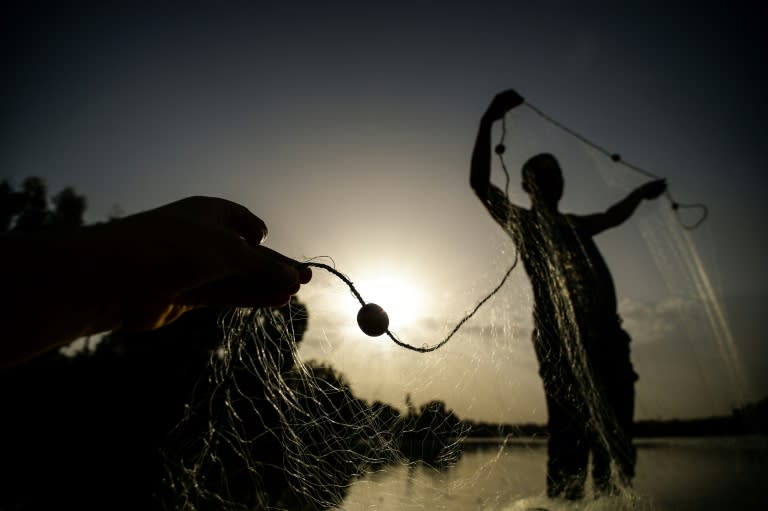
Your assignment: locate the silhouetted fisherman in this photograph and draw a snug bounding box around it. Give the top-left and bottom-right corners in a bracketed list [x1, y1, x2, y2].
[470, 89, 666, 499]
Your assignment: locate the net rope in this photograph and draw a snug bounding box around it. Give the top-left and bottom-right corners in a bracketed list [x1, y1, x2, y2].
[521, 102, 708, 230]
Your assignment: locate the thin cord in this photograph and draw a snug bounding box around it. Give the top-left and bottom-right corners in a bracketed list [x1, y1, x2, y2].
[301, 113, 523, 353]
[496, 116, 511, 196]
[304, 256, 518, 353]
[522, 101, 708, 230]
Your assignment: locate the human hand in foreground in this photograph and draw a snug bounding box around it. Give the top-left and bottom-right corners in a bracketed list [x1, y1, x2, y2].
[111, 196, 312, 330]
[483, 89, 525, 122]
[1, 196, 311, 367]
[638, 179, 667, 200]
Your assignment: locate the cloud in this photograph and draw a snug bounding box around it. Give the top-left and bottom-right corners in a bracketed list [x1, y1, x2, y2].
[619, 295, 710, 345]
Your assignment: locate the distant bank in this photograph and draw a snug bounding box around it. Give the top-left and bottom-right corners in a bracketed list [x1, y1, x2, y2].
[461, 396, 768, 439]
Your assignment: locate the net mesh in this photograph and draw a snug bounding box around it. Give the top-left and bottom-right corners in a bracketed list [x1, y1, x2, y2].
[162, 303, 470, 510]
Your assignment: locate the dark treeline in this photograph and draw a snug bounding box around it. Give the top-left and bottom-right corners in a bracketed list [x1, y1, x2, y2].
[461, 398, 768, 440]
[1, 176, 86, 231]
[462, 421, 549, 439]
[634, 399, 768, 437]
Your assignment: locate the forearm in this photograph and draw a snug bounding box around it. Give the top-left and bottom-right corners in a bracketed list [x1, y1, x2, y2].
[1, 226, 126, 367]
[469, 115, 495, 200]
[604, 188, 646, 226]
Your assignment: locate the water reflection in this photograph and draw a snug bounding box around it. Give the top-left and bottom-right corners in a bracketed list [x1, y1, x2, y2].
[338, 437, 768, 511]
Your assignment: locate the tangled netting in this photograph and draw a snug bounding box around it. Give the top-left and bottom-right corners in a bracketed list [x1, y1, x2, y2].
[160, 102, 733, 511]
[162, 303, 469, 510]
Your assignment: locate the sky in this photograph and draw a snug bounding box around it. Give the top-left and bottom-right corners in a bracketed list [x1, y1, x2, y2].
[2, 1, 766, 423]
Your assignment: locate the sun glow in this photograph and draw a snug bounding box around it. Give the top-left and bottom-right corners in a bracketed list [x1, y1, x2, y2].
[353, 272, 424, 332]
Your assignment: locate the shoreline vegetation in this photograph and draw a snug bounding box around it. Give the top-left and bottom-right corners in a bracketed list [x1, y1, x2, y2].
[459, 398, 768, 441]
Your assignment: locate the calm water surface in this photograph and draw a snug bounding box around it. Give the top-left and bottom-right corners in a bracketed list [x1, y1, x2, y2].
[337, 437, 768, 511]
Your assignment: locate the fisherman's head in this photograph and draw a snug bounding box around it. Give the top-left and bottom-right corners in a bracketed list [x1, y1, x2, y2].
[522, 153, 563, 208]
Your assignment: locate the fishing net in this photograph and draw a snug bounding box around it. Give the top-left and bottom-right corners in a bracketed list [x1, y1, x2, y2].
[159, 103, 743, 511]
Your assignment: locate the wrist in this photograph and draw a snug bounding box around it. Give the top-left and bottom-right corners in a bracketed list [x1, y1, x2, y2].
[0, 230, 125, 365]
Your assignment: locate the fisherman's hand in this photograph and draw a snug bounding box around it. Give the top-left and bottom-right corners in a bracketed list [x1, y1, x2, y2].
[108, 196, 312, 330]
[483, 89, 525, 122]
[638, 179, 667, 200]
